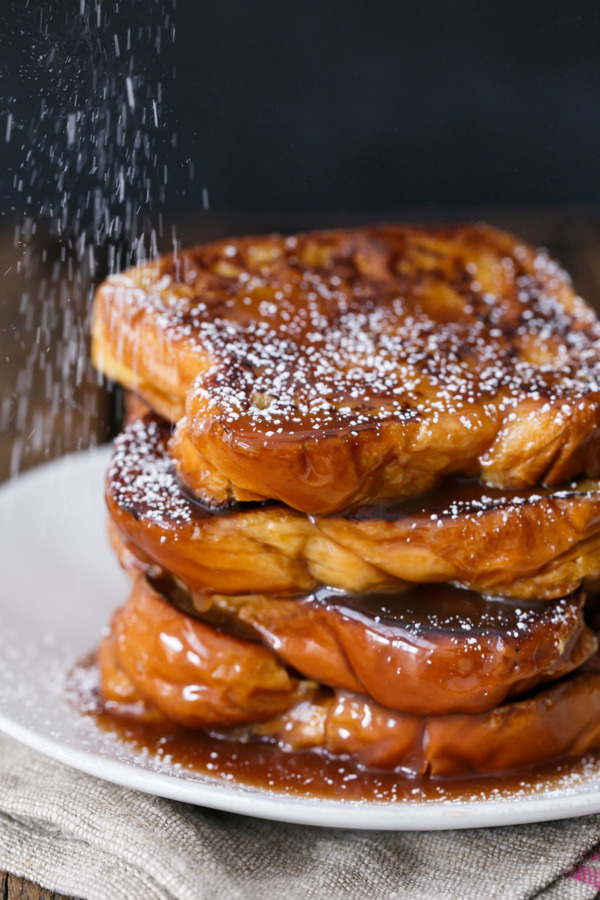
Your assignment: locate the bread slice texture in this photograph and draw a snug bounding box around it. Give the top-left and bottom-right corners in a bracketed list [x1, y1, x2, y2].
[99, 579, 600, 776]
[93, 223, 600, 513]
[108, 414, 600, 600]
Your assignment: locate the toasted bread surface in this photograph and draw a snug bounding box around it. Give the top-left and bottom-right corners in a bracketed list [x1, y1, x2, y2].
[174, 584, 595, 715]
[108, 415, 600, 599]
[104, 578, 300, 728]
[99, 583, 600, 775]
[93, 223, 600, 512]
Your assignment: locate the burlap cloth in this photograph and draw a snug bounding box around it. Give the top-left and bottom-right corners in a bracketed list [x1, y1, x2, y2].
[2, 733, 600, 900]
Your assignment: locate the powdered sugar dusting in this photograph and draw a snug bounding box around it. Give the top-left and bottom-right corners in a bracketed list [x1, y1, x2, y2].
[102, 225, 600, 438]
[109, 417, 195, 524]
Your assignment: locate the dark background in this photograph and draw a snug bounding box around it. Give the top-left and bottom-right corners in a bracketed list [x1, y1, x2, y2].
[173, 0, 600, 214]
[2, 0, 600, 481]
[1, 0, 600, 218]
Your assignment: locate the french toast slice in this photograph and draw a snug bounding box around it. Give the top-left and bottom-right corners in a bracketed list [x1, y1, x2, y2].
[109, 414, 600, 600]
[254, 672, 600, 775]
[99, 580, 600, 776]
[102, 578, 300, 728]
[151, 578, 596, 716]
[93, 223, 600, 513]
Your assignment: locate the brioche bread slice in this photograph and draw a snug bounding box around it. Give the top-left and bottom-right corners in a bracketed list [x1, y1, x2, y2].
[108, 414, 600, 600]
[93, 223, 600, 513]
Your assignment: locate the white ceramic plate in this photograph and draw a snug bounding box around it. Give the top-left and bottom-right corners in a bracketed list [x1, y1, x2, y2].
[3, 448, 600, 830]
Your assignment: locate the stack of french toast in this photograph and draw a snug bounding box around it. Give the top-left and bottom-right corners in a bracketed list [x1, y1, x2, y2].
[91, 223, 600, 779]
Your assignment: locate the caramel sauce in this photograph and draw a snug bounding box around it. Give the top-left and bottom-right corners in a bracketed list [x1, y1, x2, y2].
[157, 576, 560, 636]
[306, 583, 553, 633]
[351, 477, 584, 522]
[113, 415, 592, 525]
[179, 479, 276, 517]
[69, 656, 600, 804]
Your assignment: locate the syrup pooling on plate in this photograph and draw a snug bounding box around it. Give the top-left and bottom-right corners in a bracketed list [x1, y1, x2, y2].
[68, 655, 600, 804]
[93, 594, 600, 780]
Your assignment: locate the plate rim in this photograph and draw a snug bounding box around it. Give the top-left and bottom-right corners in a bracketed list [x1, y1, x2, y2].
[5, 701, 600, 831]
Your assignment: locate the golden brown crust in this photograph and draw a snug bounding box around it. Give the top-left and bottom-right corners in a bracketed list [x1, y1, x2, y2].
[98, 585, 600, 776]
[93, 223, 600, 513]
[102, 579, 301, 728]
[170, 416, 264, 504]
[203, 587, 595, 715]
[99, 573, 596, 718]
[326, 675, 600, 775]
[98, 628, 166, 724]
[108, 415, 600, 599]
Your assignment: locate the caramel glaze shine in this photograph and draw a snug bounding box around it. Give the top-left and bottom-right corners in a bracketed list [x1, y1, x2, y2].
[87, 223, 600, 801]
[108, 415, 600, 600]
[92, 224, 600, 513]
[95, 577, 600, 777]
[164, 580, 596, 716]
[75, 647, 600, 801]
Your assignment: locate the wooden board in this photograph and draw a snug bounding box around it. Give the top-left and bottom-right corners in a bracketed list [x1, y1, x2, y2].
[0, 872, 71, 900]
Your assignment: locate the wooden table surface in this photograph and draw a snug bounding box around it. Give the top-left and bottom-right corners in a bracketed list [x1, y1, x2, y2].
[2, 206, 600, 899]
[0, 872, 70, 900]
